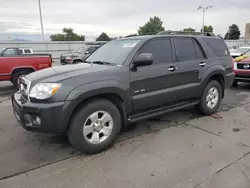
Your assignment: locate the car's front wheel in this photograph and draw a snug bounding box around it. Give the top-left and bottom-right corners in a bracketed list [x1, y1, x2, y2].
[67, 99, 121, 154]
[199, 80, 222, 115]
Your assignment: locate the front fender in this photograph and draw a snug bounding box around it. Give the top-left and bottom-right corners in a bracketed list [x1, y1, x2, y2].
[66, 79, 131, 111]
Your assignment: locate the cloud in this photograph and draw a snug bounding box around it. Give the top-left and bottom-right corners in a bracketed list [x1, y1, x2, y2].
[0, 0, 249, 40]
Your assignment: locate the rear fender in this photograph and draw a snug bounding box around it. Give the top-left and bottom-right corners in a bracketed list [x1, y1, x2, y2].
[199, 65, 226, 96]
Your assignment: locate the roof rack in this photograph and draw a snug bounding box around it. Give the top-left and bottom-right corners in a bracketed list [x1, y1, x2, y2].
[156, 30, 215, 36]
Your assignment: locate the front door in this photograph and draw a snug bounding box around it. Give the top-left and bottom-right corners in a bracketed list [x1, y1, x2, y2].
[130, 38, 179, 113]
[173, 37, 208, 101]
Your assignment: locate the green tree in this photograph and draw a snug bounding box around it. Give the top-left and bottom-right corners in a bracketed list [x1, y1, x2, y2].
[138, 16, 165, 35]
[224, 24, 241, 40]
[201, 25, 213, 33]
[183, 28, 195, 32]
[96, 32, 111, 41]
[50, 28, 85, 41]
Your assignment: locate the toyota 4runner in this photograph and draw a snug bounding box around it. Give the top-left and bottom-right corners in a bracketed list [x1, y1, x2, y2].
[12, 33, 234, 154]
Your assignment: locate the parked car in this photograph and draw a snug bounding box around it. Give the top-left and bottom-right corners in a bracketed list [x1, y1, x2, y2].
[60, 45, 101, 65]
[232, 48, 250, 85]
[0, 47, 33, 55]
[230, 46, 250, 58]
[12, 33, 234, 154]
[0, 50, 52, 87]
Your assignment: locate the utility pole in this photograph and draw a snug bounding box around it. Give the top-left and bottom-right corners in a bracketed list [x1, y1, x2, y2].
[198, 6, 212, 34]
[38, 0, 45, 41]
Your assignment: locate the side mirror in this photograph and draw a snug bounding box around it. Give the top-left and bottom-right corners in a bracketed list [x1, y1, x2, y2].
[133, 53, 153, 68]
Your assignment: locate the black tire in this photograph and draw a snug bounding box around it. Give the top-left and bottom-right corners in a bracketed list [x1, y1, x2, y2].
[73, 60, 81, 64]
[199, 80, 222, 115]
[67, 99, 122, 154]
[12, 70, 32, 88]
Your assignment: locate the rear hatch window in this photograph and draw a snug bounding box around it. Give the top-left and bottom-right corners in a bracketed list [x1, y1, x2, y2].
[203, 38, 230, 57]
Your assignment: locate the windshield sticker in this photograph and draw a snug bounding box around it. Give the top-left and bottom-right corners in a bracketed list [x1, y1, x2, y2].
[123, 43, 138, 48]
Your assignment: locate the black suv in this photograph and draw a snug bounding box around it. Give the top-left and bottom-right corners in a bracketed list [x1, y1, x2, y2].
[12, 33, 234, 154]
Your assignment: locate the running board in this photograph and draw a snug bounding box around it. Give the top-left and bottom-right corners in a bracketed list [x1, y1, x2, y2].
[128, 100, 199, 123]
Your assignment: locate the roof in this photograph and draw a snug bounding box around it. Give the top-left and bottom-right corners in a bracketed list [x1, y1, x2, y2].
[120, 34, 219, 41]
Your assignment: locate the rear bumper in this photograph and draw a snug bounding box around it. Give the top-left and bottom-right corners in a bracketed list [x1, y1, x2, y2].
[225, 72, 235, 88]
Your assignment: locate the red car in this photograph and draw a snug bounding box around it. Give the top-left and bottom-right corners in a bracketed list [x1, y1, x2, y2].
[0, 48, 52, 87]
[233, 48, 250, 85]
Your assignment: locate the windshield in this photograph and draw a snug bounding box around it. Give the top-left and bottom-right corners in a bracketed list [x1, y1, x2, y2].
[86, 39, 141, 65]
[75, 47, 87, 53]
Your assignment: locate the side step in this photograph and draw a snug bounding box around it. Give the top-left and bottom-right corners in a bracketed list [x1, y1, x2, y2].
[128, 100, 199, 123]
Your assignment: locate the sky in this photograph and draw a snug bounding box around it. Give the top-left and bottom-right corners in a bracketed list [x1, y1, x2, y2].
[0, 0, 250, 41]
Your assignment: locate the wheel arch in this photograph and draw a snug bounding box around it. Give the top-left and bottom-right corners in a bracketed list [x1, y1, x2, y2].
[66, 92, 128, 132]
[201, 67, 226, 98]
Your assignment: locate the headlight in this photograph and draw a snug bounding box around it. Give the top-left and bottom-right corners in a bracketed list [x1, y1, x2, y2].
[29, 83, 61, 100]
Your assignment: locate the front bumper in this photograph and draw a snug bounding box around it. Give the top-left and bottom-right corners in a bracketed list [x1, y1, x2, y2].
[12, 92, 67, 133]
[234, 70, 250, 83]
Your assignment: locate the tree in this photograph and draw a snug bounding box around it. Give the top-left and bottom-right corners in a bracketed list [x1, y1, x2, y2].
[201, 25, 213, 33]
[50, 28, 85, 41]
[138, 16, 165, 35]
[96, 32, 111, 41]
[183, 28, 195, 32]
[224, 24, 241, 40]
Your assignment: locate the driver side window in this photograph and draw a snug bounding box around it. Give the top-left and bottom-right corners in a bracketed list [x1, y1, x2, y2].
[138, 39, 173, 65]
[3, 49, 15, 56]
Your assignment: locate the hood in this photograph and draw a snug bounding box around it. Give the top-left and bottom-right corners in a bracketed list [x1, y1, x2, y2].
[25, 63, 116, 83]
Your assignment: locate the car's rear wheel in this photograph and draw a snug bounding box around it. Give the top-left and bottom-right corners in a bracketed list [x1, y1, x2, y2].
[199, 80, 222, 115]
[67, 99, 121, 154]
[73, 60, 82, 64]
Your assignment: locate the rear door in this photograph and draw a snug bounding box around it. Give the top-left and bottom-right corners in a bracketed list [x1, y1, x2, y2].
[130, 38, 180, 112]
[173, 37, 208, 100]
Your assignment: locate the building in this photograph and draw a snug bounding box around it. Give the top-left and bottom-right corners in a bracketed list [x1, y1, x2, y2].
[245, 23, 250, 39]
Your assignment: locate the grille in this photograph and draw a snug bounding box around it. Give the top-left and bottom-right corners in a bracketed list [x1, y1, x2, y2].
[237, 63, 250, 70]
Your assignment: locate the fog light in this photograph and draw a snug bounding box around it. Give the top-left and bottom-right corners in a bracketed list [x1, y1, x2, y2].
[36, 116, 41, 125]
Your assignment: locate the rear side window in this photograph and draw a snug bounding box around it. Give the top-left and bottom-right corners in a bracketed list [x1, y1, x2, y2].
[139, 39, 173, 64]
[203, 38, 229, 57]
[24, 49, 31, 53]
[175, 38, 195, 62]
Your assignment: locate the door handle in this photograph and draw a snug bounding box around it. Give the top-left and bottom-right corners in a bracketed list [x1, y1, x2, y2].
[199, 62, 206, 67]
[168, 66, 178, 72]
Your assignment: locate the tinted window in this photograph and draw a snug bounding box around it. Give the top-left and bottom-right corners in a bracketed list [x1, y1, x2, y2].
[139, 39, 173, 64]
[87, 47, 97, 54]
[19, 50, 23, 54]
[193, 40, 205, 60]
[175, 38, 195, 62]
[203, 38, 229, 57]
[24, 49, 31, 53]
